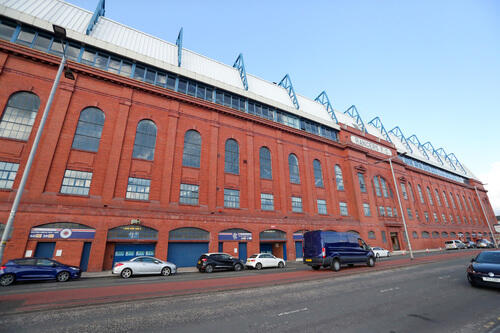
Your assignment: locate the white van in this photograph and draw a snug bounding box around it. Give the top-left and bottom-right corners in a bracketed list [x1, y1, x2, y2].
[445, 240, 466, 250]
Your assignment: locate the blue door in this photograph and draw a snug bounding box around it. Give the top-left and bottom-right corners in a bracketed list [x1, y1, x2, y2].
[295, 241, 303, 259]
[238, 242, 247, 261]
[218, 242, 223, 252]
[167, 242, 209, 267]
[283, 242, 287, 261]
[113, 244, 155, 266]
[260, 243, 273, 254]
[80, 242, 92, 271]
[34, 242, 55, 258]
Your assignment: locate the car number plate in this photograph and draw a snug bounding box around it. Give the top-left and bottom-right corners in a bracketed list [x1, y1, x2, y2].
[482, 277, 500, 283]
[197, 261, 201, 264]
[305, 259, 312, 262]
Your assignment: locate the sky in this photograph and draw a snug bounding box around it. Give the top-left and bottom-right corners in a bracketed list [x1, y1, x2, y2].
[69, 0, 500, 215]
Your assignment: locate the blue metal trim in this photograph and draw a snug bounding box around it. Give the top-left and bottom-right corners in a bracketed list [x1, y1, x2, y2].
[314, 91, 338, 124]
[86, 0, 105, 35]
[445, 153, 466, 173]
[278, 74, 300, 109]
[436, 148, 456, 170]
[344, 105, 366, 133]
[367, 117, 392, 143]
[176, 27, 183, 67]
[11, 25, 21, 43]
[422, 141, 444, 165]
[407, 135, 430, 160]
[233, 53, 248, 90]
[388, 126, 413, 153]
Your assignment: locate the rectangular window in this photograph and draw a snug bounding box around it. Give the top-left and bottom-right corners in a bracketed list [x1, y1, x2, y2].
[393, 207, 398, 217]
[60, 169, 92, 196]
[387, 206, 393, 217]
[401, 183, 408, 200]
[144, 68, 156, 84]
[179, 183, 199, 205]
[407, 208, 413, 220]
[126, 177, 150, 201]
[224, 189, 240, 208]
[381, 231, 387, 243]
[379, 206, 385, 217]
[0, 161, 19, 189]
[358, 173, 366, 193]
[415, 210, 420, 221]
[339, 202, 348, 216]
[363, 203, 371, 216]
[317, 199, 327, 215]
[292, 197, 303, 213]
[260, 193, 274, 211]
[0, 20, 16, 41]
[449, 215, 454, 224]
[441, 214, 446, 223]
[424, 211, 429, 222]
[433, 212, 438, 223]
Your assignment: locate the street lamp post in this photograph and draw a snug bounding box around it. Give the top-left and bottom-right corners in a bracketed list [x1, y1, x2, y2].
[0, 25, 73, 264]
[376, 153, 414, 259]
[474, 186, 499, 248]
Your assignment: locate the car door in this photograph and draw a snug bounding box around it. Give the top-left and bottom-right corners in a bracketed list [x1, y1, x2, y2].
[35, 259, 58, 279]
[263, 254, 274, 267]
[12, 259, 37, 280]
[141, 257, 159, 274]
[270, 255, 279, 267]
[220, 254, 233, 268]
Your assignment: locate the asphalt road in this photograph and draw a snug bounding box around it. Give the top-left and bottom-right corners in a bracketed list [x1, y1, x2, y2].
[0, 252, 499, 332]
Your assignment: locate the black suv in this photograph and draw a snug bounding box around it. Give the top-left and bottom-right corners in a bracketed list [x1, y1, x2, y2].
[197, 253, 245, 273]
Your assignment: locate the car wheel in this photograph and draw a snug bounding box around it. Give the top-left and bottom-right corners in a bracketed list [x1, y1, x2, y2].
[234, 263, 243, 272]
[278, 261, 285, 269]
[255, 263, 262, 270]
[56, 271, 70, 282]
[367, 257, 375, 267]
[331, 259, 341, 272]
[0, 274, 15, 286]
[121, 268, 132, 279]
[376, 253, 380, 258]
[467, 275, 477, 287]
[161, 267, 171, 276]
[312, 265, 320, 270]
[205, 265, 214, 273]
[387, 252, 391, 257]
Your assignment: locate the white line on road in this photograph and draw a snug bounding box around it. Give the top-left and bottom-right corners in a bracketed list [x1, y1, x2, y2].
[438, 275, 451, 279]
[278, 308, 308, 316]
[380, 287, 400, 293]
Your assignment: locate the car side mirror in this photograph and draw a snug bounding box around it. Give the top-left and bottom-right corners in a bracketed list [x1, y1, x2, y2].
[470, 258, 475, 263]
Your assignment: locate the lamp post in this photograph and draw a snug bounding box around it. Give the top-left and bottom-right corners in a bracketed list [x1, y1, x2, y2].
[474, 185, 499, 248]
[0, 25, 74, 264]
[375, 153, 414, 259]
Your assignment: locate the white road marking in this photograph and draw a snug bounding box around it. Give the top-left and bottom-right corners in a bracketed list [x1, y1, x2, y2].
[380, 287, 400, 293]
[278, 308, 308, 316]
[438, 275, 451, 279]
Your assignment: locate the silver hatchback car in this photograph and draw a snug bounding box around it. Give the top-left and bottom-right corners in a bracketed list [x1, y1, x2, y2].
[112, 256, 177, 278]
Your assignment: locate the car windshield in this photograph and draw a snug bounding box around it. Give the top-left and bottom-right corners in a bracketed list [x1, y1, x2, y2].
[249, 254, 258, 258]
[475, 252, 500, 264]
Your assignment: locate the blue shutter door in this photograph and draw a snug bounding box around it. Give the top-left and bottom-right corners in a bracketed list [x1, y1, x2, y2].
[238, 242, 247, 261]
[113, 244, 155, 266]
[295, 241, 303, 259]
[167, 242, 209, 267]
[34, 242, 56, 258]
[80, 242, 92, 271]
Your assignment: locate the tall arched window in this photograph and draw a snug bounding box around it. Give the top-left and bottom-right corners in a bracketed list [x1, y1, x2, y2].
[373, 176, 381, 197]
[426, 187, 434, 205]
[0, 91, 40, 140]
[224, 139, 239, 174]
[259, 147, 272, 179]
[442, 191, 449, 208]
[72, 107, 105, 152]
[380, 177, 389, 198]
[334, 165, 344, 190]
[288, 154, 300, 184]
[132, 119, 157, 160]
[434, 189, 442, 206]
[313, 159, 324, 187]
[182, 130, 201, 167]
[417, 185, 425, 204]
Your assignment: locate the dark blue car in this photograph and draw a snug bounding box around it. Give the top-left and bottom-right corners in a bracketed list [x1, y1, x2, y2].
[0, 258, 81, 286]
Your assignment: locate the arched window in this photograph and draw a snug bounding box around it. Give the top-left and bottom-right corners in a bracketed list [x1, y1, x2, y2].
[408, 182, 415, 201]
[0, 91, 40, 140]
[72, 107, 105, 152]
[422, 231, 430, 238]
[426, 187, 434, 205]
[432, 231, 439, 238]
[373, 176, 381, 197]
[442, 191, 449, 208]
[368, 231, 376, 239]
[259, 147, 272, 179]
[313, 159, 324, 187]
[380, 177, 389, 198]
[224, 139, 239, 174]
[288, 154, 300, 184]
[412, 231, 418, 239]
[334, 165, 344, 190]
[449, 192, 456, 208]
[417, 185, 425, 204]
[132, 119, 157, 160]
[182, 130, 201, 167]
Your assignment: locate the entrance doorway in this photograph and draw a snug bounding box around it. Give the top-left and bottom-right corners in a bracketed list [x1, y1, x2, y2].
[390, 232, 400, 251]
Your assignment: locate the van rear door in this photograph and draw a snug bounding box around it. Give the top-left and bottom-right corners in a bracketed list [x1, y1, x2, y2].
[303, 231, 323, 259]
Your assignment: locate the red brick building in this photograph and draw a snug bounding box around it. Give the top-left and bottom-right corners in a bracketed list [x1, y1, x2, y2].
[0, 1, 496, 271]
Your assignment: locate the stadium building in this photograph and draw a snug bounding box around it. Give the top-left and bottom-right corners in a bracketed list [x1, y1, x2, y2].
[0, 0, 496, 271]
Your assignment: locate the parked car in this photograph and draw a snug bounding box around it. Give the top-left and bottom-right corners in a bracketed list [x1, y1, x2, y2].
[371, 247, 391, 258]
[467, 250, 500, 288]
[445, 240, 466, 250]
[303, 230, 375, 271]
[476, 239, 495, 248]
[0, 258, 81, 286]
[197, 253, 245, 273]
[112, 256, 177, 278]
[246, 253, 285, 270]
[465, 241, 476, 248]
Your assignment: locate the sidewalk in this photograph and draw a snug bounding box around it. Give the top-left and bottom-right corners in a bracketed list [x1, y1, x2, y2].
[82, 266, 199, 278]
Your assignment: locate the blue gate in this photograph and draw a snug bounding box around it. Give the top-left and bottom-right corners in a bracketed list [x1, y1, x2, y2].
[260, 243, 273, 253]
[295, 241, 303, 259]
[238, 242, 247, 261]
[167, 242, 209, 267]
[80, 242, 92, 271]
[34, 242, 55, 258]
[113, 244, 155, 266]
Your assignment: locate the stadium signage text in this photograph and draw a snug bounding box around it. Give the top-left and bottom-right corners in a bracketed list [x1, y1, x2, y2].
[350, 135, 392, 156]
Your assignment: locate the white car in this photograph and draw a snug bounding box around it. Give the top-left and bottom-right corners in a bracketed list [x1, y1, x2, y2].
[245, 253, 285, 270]
[445, 240, 466, 250]
[371, 247, 391, 258]
[112, 256, 177, 278]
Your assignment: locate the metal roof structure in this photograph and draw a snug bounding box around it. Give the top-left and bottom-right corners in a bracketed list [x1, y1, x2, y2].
[0, 0, 476, 180]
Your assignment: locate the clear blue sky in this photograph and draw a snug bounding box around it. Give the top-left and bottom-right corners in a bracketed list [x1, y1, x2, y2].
[69, 0, 500, 214]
